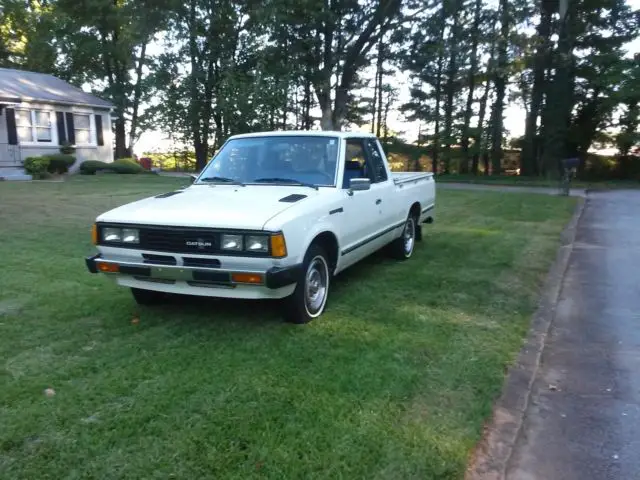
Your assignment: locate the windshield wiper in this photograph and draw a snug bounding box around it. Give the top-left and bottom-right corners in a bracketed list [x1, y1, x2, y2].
[198, 176, 244, 186]
[252, 177, 318, 190]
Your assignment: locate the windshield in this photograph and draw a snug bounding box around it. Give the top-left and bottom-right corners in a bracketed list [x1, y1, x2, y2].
[196, 136, 340, 187]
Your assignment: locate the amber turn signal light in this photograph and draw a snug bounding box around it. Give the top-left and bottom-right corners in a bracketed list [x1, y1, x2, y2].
[232, 273, 264, 284]
[270, 233, 287, 258]
[91, 223, 98, 245]
[96, 262, 119, 273]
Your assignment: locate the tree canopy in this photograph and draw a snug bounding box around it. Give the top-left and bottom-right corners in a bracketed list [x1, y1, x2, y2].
[1, 0, 638, 176]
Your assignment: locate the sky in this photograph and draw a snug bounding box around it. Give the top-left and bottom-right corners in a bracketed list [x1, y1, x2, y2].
[133, 0, 640, 156]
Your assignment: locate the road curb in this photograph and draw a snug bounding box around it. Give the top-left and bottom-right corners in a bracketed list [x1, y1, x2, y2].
[465, 195, 587, 480]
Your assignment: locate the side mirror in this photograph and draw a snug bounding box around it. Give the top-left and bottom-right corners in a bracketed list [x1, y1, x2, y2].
[349, 177, 371, 192]
[189, 174, 198, 184]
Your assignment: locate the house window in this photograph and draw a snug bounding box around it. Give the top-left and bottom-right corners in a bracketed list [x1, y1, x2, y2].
[15, 109, 54, 143]
[73, 114, 92, 145]
[62, 113, 95, 146]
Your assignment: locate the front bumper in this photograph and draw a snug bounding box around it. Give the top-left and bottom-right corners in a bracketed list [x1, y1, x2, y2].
[85, 253, 302, 296]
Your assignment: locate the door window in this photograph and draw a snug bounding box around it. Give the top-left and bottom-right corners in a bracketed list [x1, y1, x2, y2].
[343, 138, 377, 188]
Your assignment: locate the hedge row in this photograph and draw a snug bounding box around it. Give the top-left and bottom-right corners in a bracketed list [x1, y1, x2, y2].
[23, 154, 76, 179]
[80, 158, 145, 175]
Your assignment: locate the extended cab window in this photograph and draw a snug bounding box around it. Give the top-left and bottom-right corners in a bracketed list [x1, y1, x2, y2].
[365, 140, 388, 182]
[343, 138, 378, 188]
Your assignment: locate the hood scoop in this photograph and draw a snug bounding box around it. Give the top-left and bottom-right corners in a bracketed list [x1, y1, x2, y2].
[155, 190, 183, 199]
[279, 194, 307, 203]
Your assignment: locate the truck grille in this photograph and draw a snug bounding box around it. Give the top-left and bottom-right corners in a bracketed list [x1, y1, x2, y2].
[138, 227, 218, 254]
[96, 223, 272, 257]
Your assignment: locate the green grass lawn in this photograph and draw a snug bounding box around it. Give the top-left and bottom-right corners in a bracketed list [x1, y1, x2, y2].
[0, 175, 576, 479]
[435, 173, 640, 190]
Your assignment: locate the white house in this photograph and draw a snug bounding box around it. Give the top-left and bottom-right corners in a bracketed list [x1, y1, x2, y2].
[0, 67, 114, 179]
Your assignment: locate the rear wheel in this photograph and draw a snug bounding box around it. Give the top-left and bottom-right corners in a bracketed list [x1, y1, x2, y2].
[389, 214, 417, 260]
[131, 288, 167, 305]
[282, 244, 330, 324]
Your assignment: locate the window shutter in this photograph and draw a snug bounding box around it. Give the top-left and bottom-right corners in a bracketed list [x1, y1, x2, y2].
[95, 114, 104, 146]
[65, 112, 75, 145]
[56, 112, 66, 144]
[6, 108, 18, 145]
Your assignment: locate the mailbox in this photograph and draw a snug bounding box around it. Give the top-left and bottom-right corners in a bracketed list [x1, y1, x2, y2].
[139, 157, 152, 170]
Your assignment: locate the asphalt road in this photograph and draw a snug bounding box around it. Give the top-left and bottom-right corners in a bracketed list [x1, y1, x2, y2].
[506, 190, 640, 479]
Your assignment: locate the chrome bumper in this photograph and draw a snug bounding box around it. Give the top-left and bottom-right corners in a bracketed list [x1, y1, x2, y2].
[85, 254, 302, 289]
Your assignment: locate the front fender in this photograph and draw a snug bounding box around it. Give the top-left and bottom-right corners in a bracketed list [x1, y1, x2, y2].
[278, 215, 341, 266]
[301, 221, 340, 263]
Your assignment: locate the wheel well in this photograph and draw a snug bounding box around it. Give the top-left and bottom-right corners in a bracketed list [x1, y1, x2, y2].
[410, 202, 421, 220]
[311, 231, 339, 274]
[409, 202, 423, 241]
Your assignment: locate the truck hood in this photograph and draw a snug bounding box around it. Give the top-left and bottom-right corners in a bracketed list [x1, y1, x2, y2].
[96, 184, 317, 230]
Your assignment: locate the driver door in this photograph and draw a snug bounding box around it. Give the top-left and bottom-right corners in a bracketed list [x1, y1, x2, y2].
[339, 138, 388, 267]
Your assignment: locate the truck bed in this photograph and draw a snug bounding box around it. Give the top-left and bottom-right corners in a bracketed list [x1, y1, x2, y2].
[391, 171, 434, 184]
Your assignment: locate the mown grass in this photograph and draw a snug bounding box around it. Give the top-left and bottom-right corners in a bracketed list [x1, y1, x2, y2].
[435, 173, 640, 190]
[0, 175, 576, 479]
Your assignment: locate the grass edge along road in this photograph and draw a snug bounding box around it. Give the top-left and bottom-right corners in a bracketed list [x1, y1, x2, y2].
[435, 173, 639, 190]
[0, 175, 576, 479]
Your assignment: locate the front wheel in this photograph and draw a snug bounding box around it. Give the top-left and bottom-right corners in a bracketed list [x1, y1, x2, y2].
[282, 244, 330, 324]
[389, 214, 417, 260]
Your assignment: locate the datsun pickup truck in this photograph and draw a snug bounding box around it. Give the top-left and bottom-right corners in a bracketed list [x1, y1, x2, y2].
[86, 131, 435, 323]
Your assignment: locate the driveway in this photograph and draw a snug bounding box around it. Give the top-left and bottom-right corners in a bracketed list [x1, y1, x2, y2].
[506, 190, 640, 479]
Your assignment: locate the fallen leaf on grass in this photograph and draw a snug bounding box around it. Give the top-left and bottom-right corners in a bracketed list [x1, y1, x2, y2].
[131, 317, 140, 325]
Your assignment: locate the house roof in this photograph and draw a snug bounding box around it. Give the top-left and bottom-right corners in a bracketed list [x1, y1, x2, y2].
[0, 68, 113, 110]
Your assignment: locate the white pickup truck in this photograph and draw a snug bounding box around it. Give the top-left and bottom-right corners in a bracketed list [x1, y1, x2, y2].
[86, 131, 435, 323]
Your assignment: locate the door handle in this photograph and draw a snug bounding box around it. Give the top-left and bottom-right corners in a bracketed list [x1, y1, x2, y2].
[376, 199, 382, 205]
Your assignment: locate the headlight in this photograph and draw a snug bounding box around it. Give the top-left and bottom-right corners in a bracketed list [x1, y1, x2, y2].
[102, 227, 122, 242]
[246, 235, 269, 253]
[221, 234, 243, 251]
[122, 228, 139, 244]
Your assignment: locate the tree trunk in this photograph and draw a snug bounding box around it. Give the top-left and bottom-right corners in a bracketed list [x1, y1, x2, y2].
[618, 100, 639, 156]
[188, 0, 204, 170]
[114, 116, 127, 159]
[432, 58, 443, 175]
[471, 14, 498, 175]
[472, 76, 492, 175]
[128, 40, 147, 153]
[521, 0, 552, 176]
[442, 2, 461, 175]
[431, 6, 447, 175]
[282, 85, 288, 130]
[320, 106, 335, 130]
[460, 0, 482, 174]
[540, 0, 574, 177]
[375, 37, 384, 138]
[303, 68, 312, 129]
[489, 0, 509, 175]
[370, 73, 378, 134]
[383, 89, 391, 143]
[482, 150, 490, 175]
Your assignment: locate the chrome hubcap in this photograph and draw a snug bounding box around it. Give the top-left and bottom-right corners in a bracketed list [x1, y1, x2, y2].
[305, 256, 328, 315]
[404, 218, 415, 255]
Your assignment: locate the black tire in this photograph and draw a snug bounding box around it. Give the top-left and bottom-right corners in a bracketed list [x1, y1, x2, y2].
[389, 214, 417, 260]
[131, 287, 167, 305]
[282, 243, 331, 324]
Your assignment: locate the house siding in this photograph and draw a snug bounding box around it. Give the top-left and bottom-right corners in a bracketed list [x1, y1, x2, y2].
[3, 101, 113, 172]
